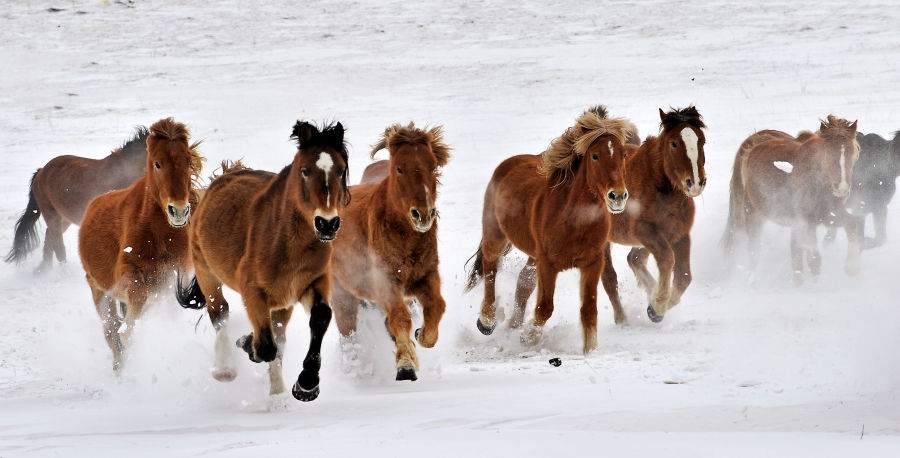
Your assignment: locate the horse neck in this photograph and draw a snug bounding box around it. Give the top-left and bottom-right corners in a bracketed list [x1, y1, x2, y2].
[273, 166, 316, 239]
[796, 138, 833, 185]
[378, 176, 418, 234]
[556, 161, 598, 206]
[101, 151, 148, 187]
[645, 136, 678, 192]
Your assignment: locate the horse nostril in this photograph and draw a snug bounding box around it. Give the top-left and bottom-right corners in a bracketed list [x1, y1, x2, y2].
[607, 191, 616, 201]
[430, 208, 436, 219]
[622, 191, 628, 200]
[167, 204, 176, 218]
[411, 209, 421, 221]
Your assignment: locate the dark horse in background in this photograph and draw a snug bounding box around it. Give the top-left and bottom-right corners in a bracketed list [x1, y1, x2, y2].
[5, 127, 149, 273]
[825, 131, 900, 249]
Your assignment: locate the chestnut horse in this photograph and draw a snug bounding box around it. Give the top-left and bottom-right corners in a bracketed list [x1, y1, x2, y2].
[6, 127, 149, 273]
[465, 106, 633, 354]
[176, 121, 348, 402]
[721, 116, 859, 284]
[599, 107, 707, 324]
[78, 118, 202, 373]
[330, 122, 450, 381]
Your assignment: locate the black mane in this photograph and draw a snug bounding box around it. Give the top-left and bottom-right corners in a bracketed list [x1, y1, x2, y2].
[120, 126, 150, 156]
[661, 106, 706, 131]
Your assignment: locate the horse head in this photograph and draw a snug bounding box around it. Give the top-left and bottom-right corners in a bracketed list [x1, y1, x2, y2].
[541, 105, 632, 213]
[816, 115, 858, 198]
[373, 122, 451, 233]
[146, 118, 203, 227]
[290, 121, 350, 242]
[660, 106, 707, 198]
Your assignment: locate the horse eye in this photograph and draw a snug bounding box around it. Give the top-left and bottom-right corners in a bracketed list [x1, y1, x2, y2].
[592, 154, 599, 161]
[670, 141, 678, 148]
[396, 167, 403, 175]
[154, 162, 161, 170]
[301, 168, 310, 178]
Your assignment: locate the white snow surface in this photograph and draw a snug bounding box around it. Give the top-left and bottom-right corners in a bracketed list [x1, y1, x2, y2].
[2, 1, 900, 456]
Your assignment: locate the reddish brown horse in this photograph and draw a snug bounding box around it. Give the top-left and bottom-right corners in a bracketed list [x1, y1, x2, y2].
[78, 118, 202, 373]
[331, 122, 450, 381]
[722, 116, 860, 284]
[360, 160, 390, 184]
[465, 106, 633, 354]
[599, 107, 707, 324]
[7, 127, 149, 273]
[176, 121, 348, 402]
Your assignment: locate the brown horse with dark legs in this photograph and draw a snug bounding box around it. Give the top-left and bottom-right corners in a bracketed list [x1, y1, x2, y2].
[7, 127, 149, 273]
[78, 118, 202, 373]
[721, 116, 860, 285]
[176, 121, 348, 402]
[599, 107, 707, 324]
[330, 123, 450, 382]
[464, 106, 633, 355]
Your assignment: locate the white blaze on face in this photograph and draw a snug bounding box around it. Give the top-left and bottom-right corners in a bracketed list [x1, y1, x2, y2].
[316, 152, 334, 206]
[608, 140, 614, 157]
[839, 145, 849, 192]
[681, 127, 700, 186]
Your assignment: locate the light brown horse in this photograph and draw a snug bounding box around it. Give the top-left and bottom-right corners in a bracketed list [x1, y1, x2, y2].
[78, 118, 202, 373]
[6, 127, 149, 273]
[599, 107, 707, 324]
[330, 122, 450, 382]
[721, 116, 860, 284]
[176, 121, 348, 402]
[360, 160, 390, 184]
[465, 106, 633, 354]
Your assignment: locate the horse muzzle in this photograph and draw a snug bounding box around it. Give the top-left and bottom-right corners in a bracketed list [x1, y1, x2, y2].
[604, 189, 628, 214]
[410, 207, 436, 233]
[684, 178, 706, 198]
[832, 183, 850, 198]
[314, 214, 341, 241]
[166, 203, 191, 227]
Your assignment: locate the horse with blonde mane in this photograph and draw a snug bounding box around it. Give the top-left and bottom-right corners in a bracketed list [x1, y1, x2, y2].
[78, 118, 202, 372]
[330, 122, 450, 382]
[176, 121, 348, 402]
[722, 115, 860, 284]
[465, 106, 633, 354]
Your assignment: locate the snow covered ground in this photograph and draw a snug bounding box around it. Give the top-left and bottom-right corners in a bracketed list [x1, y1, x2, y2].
[1, 0, 900, 455]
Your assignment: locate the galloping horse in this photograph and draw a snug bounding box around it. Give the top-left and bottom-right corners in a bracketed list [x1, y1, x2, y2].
[176, 121, 348, 402]
[600, 107, 707, 324]
[722, 116, 859, 284]
[7, 127, 149, 273]
[330, 122, 450, 382]
[825, 130, 900, 249]
[465, 106, 633, 354]
[78, 118, 202, 372]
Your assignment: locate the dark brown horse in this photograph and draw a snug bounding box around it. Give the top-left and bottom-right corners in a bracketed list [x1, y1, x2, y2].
[722, 116, 860, 284]
[599, 107, 707, 324]
[78, 118, 202, 373]
[6, 127, 149, 273]
[330, 122, 450, 382]
[176, 121, 348, 402]
[465, 106, 633, 354]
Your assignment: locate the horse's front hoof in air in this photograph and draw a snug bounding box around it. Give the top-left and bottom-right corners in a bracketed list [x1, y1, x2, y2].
[647, 304, 665, 323]
[396, 365, 418, 381]
[292, 381, 320, 402]
[476, 317, 496, 336]
[211, 365, 237, 382]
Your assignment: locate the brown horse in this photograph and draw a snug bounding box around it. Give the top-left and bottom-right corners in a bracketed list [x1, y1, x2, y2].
[599, 107, 707, 324]
[330, 122, 450, 381]
[78, 118, 202, 373]
[360, 160, 390, 184]
[176, 121, 348, 402]
[6, 127, 149, 273]
[721, 116, 860, 284]
[464, 106, 633, 355]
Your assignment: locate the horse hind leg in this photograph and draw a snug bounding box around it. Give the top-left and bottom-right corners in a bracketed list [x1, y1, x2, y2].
[35, 210, 65, 275]
[194, 267, 236, 382]
[790, 230, 805, 285]
[510, 257, 537, 328]
[236, 289, 278, 364]
[268, 307, 293, 396]
[600, 243, 627, 325]
[626, 247, 656, 296]
[476, 237, 508, 336]
[522, 261, 558, 347]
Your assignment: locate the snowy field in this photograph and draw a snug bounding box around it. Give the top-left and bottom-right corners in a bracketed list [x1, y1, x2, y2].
[2, 0, 900, 455]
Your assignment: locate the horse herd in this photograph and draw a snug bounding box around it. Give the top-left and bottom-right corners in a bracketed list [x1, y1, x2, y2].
[5, 107, 899, 402]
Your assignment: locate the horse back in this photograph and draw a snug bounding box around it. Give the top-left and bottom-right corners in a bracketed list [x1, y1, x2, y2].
[359, 160, 390, 184]
[33, 155, 104, 224]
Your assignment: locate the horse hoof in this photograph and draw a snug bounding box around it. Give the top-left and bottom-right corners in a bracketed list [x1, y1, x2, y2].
[647, 304, 664, 323]
[211, 366, 237, 382]
[396, 365, 418, 381]
[291, 381, 320, 402]
[235, 334, 263, 363]
[476, 317, 496, 336]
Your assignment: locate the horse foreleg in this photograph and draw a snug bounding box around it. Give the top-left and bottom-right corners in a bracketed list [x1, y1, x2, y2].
[331, 279, 359, 338]
[381, 287, 418, 381]
[292, 276, 332, 401]
[789, 230, 805, 285]
[840, 210, 861, 275]
[869, 206, 888, 249]
[511, 257, 537, 328]
[578, 260, 602, 355]
[669, 236, 692, 311]
[90, 282, 124, 373]
[237, 288, 278, 364]
[410, 271, 446, 349]
[600, 243, 626, 325]
[476, 246, 503, 335]
[523, 261, 558, 347]
[633, 227, 674, 322]
[746, 213, 764, 274]
[268, 307, 293, 396]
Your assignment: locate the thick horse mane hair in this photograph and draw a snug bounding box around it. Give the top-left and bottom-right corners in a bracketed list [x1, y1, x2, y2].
[118, 126, 150, 157]
[370, 122, 451, 168]
[815, 115, 860, 157]
[290, 120, 349, 163]
[148, 117, 205, 188]
[540, 105, 637, 185]
[660, 106, 706, 132]
[209, 159, 250, 181]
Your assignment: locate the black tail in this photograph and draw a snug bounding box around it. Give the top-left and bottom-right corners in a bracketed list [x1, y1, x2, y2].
[175, 272, 206, 310]
[463, 241, 485, 293]
[5, 171, 42, 264]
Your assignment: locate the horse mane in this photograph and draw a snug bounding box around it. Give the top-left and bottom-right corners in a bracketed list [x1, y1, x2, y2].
[539, 105, 637, 186]
[118, 126, 150, 156]
[148, 117, 205, 189]
[814, 115, 860, 157]
[209, 159, 251, 181]
[660, 106, 706, 132]
[370, 122, 451, 168]
[290, 120, 349, 163]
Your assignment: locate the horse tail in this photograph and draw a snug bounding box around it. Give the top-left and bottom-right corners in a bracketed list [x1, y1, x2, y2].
[464, 240, 511, 293]
[174, 272, 206, 310]
[5, 170, 43, 264]
[720, 145, 747, 254]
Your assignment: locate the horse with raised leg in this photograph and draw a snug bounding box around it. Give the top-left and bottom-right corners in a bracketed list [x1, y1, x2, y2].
[465, 105, 633, 354]
[175, 121, 348, 402]
[330, 122, 450, 382]
[78, 118, 202, 373]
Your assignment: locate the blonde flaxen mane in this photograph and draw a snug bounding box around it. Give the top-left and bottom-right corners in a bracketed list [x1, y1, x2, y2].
[370, 122, 451, 168]
[539, 105, 637, 185]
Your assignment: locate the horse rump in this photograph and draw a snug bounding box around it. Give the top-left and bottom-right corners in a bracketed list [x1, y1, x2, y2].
[4, 170, 42, 264]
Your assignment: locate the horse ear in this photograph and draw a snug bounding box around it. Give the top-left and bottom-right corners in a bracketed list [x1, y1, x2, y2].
[291, 121, 318, 148]
[819, 120, 828, 132]
[849, 120, 858, 131]
[322, 122, 345, 148]
[659, 108, 666, 122]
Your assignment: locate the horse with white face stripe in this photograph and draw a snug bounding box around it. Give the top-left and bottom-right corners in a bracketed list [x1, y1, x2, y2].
[601, 106, 707, 324]
[722, 116, 860, 285]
